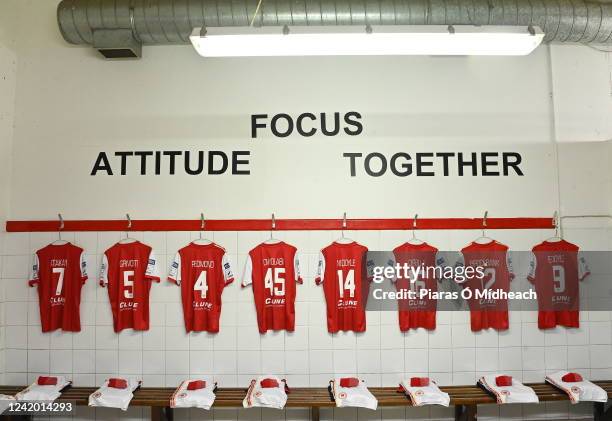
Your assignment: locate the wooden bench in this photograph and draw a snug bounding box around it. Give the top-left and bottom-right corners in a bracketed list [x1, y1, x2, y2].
[0, 382, 610, 421]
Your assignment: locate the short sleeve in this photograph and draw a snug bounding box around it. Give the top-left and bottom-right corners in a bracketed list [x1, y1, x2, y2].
[526, 252, 537, 283]
[506, 251, 515, 280]
[168, 252, 182, 285]
[315, 251, 325, 285]
[222, 253, 234, 285]
[294, 253, 303, 284]
[578, 251, 590, 281]
[242, 255, 253, 287]
[80, 251, 88, 283]
[145, 250, 161, 282]
[99, 254, 109, 287]
[28, 253, 40, 287]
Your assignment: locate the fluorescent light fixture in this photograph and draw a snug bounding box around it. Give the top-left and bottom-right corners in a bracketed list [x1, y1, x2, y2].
[190, 25, 544, 57]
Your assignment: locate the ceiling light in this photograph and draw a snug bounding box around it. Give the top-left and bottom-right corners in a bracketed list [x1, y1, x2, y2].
[189, 25, 544, 57]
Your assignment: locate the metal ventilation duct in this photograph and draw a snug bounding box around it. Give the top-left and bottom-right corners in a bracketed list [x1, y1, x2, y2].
[57, 0, 612, 58]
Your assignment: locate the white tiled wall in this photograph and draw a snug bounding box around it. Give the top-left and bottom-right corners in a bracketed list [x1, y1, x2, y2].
[1, 227, 610, 420]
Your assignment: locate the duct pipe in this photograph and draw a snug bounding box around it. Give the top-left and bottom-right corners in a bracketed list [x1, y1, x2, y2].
[57, 0, 612, 57]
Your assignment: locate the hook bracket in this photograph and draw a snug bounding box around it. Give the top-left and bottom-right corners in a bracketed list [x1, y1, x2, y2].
[201, 213, 205, 230]
[413, 214, 418, 229]
[126, 214, 132, 230]
[342, 212, 347, 229]
[271, 213, 276, 230]
[58, 214, 64, 231]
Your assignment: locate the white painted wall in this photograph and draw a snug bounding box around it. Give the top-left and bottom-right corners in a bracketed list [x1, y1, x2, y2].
[1, 1, 611, 420]
[0, 2, 18, 384]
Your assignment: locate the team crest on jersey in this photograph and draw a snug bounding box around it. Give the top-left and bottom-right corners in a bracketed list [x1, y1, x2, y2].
[338, 392, 347, 399]
[255, 391, 262, 397]
[179, 393, 187, 398]
[501, 390, 510, 396]
[93, 392, 102, 398]
[415, 390, 424, 396]
[571, 386, 581, 394]
[172, 262, 179, 268]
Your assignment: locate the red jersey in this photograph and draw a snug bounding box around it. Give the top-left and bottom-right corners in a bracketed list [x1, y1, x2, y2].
[168, 242, 234, 333]
[99, 241, 160, 332]
[456, 241, 514, 332]
[392, 242, 446, 331]
[29, 243, 88, 332]
[527, 240, 589, 329]
[242, 241, 302, 333]
[315, 241, 372, 333]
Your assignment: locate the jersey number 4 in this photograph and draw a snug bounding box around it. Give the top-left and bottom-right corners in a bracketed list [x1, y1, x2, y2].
[194, 271, 209, 299]
[264, 268, 285, 296]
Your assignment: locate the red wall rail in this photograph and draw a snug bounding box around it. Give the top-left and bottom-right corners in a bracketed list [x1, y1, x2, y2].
[6, 217, 554, 232]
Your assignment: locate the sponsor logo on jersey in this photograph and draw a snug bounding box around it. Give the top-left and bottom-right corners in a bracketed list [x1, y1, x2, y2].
[50, 296, 66, 306]
[265, 297, 286, 305]
[172, 262, 179, 269]
[193, 301, 213, 310]
[338, 299, 359, 307]
[119, 301, 139, 310]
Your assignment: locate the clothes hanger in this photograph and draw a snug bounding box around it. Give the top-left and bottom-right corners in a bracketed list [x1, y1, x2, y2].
[474, 211, 495, 244]
[264, 213, 281, 244]
[192, 213, 212, 245]
[545, 211, 563, 242]
[51, 214, 69, 245]
[407, 214, 425, 245]
[118, 214, 138, 244]
[336, 212, 354, 244]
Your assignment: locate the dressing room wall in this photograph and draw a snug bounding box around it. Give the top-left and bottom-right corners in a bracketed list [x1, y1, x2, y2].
[1, 1, 611, 420]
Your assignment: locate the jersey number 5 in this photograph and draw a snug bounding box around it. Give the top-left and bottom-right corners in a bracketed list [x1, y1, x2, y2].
[123, 271, 134, 299]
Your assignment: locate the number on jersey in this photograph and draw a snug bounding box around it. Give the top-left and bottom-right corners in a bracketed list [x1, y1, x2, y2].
[264, 267, 285, 296]
[52, 267, 65, 296]
[337, 269, 355, 298]
[194, 271, 209, 299]
[123, 271, 134, 299]
[552, 264, 566, 293]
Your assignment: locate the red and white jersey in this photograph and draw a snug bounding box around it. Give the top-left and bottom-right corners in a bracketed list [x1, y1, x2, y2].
[391, 242, 446, 331]
[315, 241, 373, 333]
[29, 243, 88, 332]
[242, 241, 302, 333]
[456, 241, 514, 332]
[99, 241, 160, 332]
[168, 242, 234, 333]
[527, 240, 589, 329]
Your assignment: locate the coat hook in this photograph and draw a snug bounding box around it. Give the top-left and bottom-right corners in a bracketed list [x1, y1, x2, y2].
[58, 213, 64, 231]
[126, 214, 132, 230]
[271, 213, 276, 230]
[342, 212, 347, 229]
[201, 213, 205, 230]
[413, 214, 418, 229]
[482, 210, 488, 228]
